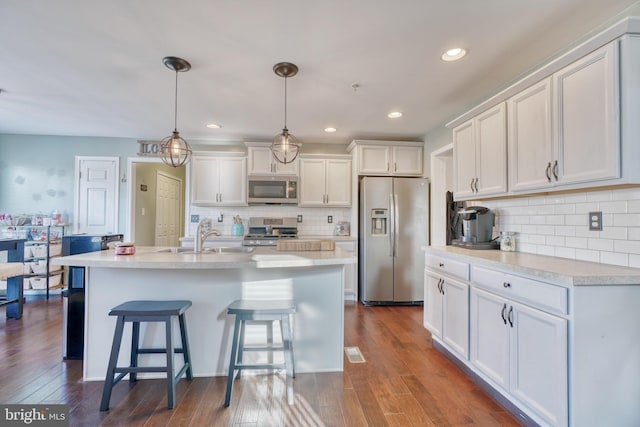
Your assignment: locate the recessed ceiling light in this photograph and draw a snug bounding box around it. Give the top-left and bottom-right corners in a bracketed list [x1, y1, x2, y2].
[441, 47, 467, 61]
[324, 127, 337, 133]
[387, 111, 403, 119]
[206, 123, 221, 129]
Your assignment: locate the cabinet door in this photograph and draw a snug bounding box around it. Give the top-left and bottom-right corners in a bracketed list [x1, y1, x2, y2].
[358, 145, 390, 175]
[218, 157, 247, 205]
[336, 241, 357, 300]
[442, 278, 469, 359]
[325, 159, 352, 206]
[453, 120, 477, 198]
[423, 271, 443, 338]
[247, 147, 273, 175]
[299, 158, 326, 206]
[470, 288, 510, 390]
[511, 302, 568, 427]
[554, 42, 619, 186]
[392, 146, 423, 176]
[475, 103, 507, 197]
[274, 157, 298, 175]
[191, 157, 220, 205]
[508, 78, 554, 192]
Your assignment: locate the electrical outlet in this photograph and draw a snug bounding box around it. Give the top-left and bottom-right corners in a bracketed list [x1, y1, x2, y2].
[589, 211, 603, 231]
[297, 215, 303, 223]
[190, 214, 200, 223]
[218, 213, 224, 223]
[327, 216, 333, 224]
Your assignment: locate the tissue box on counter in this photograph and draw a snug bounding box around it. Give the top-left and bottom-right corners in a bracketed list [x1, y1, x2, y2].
[276, 239, 336, 251]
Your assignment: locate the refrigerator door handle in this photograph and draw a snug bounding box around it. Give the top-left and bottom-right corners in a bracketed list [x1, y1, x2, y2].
[389, 193, 394, 256]
[393, 193, 399, 257]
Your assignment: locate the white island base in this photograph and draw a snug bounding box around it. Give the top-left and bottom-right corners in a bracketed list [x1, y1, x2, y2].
[83, 264, 345, 381]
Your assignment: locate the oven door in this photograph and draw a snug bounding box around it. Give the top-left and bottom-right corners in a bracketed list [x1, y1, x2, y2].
[248, 176, 297, 205]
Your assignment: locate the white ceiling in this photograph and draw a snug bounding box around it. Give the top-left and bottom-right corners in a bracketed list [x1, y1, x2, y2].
[1, 0, 639, 145]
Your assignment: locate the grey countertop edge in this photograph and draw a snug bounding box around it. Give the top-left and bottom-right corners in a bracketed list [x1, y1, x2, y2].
[51, 246, 356, 270]
[422, 245, 640, 286]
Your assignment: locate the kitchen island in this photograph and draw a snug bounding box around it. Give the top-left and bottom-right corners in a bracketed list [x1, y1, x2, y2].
[52, 246, 356, 381]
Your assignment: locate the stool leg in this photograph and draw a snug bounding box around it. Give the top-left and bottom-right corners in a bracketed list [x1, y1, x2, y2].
[235, 319, 245, 379]
[165, 317, 176, 409]
[266, 321, 274, 367]
[178, 313, 193, 380]
[280, 314, 294, 405]
[130, 321, 140, 382]
[100, 315, 125, 411]
[224, 316, 242, 407]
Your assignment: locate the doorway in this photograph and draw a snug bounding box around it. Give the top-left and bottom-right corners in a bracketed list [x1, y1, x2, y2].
[126, 158, 186, 246]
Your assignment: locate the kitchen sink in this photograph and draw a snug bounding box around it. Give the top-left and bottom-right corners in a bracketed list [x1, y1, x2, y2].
[156, 246, 255, 254]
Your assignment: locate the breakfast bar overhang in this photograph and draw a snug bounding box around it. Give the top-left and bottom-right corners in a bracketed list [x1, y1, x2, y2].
[53, 247, 356, 381]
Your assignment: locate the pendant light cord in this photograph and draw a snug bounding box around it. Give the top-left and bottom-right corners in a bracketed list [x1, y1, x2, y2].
[283, 76, 288, 130]
[173, 70, 179, 132]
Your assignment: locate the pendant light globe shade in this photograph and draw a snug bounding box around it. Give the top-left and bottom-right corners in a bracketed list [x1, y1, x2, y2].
[271, 127, 301, 164]
[160, 130, 192, 167]
[160, 56, 192, 168]
[271, 62, 301, 164]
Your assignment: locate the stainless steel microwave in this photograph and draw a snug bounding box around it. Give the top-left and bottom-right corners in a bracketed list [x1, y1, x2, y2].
[247, 176, 298, 205]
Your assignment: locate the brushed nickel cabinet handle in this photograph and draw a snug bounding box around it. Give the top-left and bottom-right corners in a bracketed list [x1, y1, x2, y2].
[545, 162, 552, 182]
[501, 303, 507, 325]
[553, 160, 559, 181]
[508, 306, 514, 327]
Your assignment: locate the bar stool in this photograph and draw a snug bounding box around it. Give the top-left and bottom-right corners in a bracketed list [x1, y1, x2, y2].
[224, 279, 296, 406]
[100, 300, 193, 411]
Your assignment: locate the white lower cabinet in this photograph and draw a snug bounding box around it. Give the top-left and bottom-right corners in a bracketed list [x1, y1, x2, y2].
[471, 287, 568, 427]
[424, 261, 470, 360]
[335, 240, 357, 301]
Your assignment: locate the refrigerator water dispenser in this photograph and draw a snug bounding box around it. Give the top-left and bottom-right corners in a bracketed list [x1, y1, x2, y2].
[370, 209, 388, 235]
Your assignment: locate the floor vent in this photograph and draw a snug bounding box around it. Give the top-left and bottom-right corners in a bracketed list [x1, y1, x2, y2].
[344, 346, 366, 363]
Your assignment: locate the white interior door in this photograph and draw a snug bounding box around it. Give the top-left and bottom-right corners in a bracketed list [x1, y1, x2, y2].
[74, 156, 119, 234]
[155, 171, 182, 246]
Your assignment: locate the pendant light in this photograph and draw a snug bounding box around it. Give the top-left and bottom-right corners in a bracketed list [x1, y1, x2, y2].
[160, 56, 192, 167]
[271, 62, 301, 164]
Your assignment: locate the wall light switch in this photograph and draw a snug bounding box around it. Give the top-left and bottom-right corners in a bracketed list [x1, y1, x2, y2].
[141, 207, 145, 216]
[297, 215, 303, 223]
[328, 216, 333, 224]
[589, 211, 603, 231]
[190, 215, 200, 223]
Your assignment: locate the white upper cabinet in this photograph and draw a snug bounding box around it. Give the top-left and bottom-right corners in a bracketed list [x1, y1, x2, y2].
[349, 140, 423, 176]
[509, 42, 620, 193]
[553, 42, 619, 185]
[190, 154, 247, 206]
[453, 103, 507, 200]
[247, 145, 298, 176]
[508, 78, 554, 192]
[299, 155, 351, 207]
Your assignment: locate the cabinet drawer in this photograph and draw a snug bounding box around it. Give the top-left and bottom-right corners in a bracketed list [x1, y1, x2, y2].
[472, 266, 568, 315]
[425, 254, 469, 281]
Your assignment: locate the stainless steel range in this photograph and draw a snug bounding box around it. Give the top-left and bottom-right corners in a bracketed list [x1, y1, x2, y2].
[242, 217, 299, 246]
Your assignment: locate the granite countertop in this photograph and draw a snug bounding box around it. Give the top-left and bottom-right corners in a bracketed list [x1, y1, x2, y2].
[424, 245, 640, 286]
[51, 246, 356, 270]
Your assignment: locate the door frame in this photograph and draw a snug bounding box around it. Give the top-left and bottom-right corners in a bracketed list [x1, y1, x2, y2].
[73, 156, 120, 234]
[126, 157, 187, 243]
[430, 143, 453, 247]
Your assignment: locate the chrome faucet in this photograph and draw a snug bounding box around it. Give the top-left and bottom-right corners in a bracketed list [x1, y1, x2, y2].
[194, 219, 221, 253]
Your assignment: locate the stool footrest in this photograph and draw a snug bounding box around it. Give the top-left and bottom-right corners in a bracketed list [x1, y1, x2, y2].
[115, 366, 177, 374]
[137, 348, 186, 354]
[241, 345, 285, 352]
[234, 363, 286, 371]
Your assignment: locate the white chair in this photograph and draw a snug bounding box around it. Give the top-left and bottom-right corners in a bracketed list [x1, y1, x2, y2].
[224, 278, 296, 406]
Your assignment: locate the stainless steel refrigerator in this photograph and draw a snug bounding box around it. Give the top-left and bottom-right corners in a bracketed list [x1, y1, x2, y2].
[359, 177, 429, 305]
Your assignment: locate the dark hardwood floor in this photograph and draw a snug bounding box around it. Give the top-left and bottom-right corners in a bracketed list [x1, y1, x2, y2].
[0, 297, 520, 426]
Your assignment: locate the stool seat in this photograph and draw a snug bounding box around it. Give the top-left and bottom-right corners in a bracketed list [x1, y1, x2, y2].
[227, 299, 296, 315]
[225, 298, 296, 406]
[100, 300, 193, 411]
[109, 300, 192, 316]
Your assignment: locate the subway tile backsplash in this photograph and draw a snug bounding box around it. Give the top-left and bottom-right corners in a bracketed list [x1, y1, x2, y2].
[188, 206, 351, 237]
[475, 187, 640, 268]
